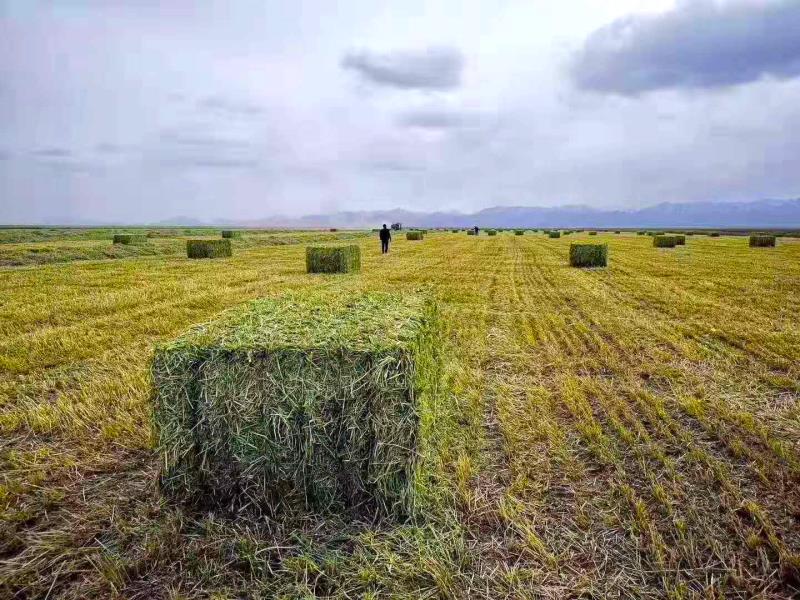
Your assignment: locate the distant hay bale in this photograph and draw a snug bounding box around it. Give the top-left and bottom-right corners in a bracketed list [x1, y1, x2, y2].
[548, 231, 561, 239]
[637, 231, 646, 235]
[569, 243, 608, 267]
[709, 232, 720, 237]
[451, 229, 459, 233]
[152, 292, 439, 519]
[589, 231, 598, 236]
[487, 229, 497, 236]
[187, 239, 232, 258]
[674, 235, 686, 245]
[406, 231, 424, 241]
[514, 230, 524, 235]
[749, 235, 776, 247]
[306, 245, 361, 273]
[113, 234, 147, 245]
[221, 230, 241, 239]
[653, 235, 677, 248]
[614, 230, 621, 234]
[467, 230, 476, 236]
[329, 228, 339, 232]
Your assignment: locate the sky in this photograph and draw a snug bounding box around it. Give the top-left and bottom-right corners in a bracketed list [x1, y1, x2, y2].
[1, 0, 800, 223]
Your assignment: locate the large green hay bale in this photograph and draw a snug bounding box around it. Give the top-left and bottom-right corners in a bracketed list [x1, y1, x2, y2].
[221, 230, 241, 239]
[749, 234, 776, 247]
[406, 231, 424, 241]
[653, 235, 677, 248]
[569, 243, 608, 267]
[548, 231, 561, 239]
[674, 234, 686, 245]
[637, 231, 646, 235]
[514, 230, 524, 235]
[187, 239, 232, 258]
[305, 245, 361, 273]
[152, 292, 439, 519]
[709, 232, 720, 237]
[588, 231, 598, 236]
[113, 234, 147, 245]
[451, 229, 459, 233]
[487, 229, 497, 236]
[466, 230, 476, 236]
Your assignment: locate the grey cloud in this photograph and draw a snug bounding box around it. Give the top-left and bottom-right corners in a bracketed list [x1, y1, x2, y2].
[33, 147, 72, 157]
[572, 0, 800, 95]
[196, 95, 265, 117]
[341, 46, 464, 90]
[159, 131, 252, 149]
[397, 108, 477, 129]
[95, 142, 129, 154]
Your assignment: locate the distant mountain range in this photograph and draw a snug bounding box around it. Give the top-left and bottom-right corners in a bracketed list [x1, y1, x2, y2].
[192, 198, 800, 229]
[14, 198, 800, 229]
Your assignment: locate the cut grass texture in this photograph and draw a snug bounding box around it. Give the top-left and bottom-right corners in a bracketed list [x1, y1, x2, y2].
[112, 234, 147, 245]
[653, 235, 677, 248]
[186, 239, 232, 259]
[152, 291, 440, 520]
[569, 243, 608, 267]
[406, 231, 424, 241]
[750, 235, 776, 247]
[548, 231, 561, 239]
[221, 230, 241, 239]
[305, 245, 361, 273]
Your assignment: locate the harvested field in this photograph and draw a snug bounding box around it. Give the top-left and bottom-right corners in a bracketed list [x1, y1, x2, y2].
[1, 230, 800, 599]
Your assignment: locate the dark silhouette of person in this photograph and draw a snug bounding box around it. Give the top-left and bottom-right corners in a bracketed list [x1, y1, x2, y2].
[379, 224, 391, 254]
[473, 226, 479, 235]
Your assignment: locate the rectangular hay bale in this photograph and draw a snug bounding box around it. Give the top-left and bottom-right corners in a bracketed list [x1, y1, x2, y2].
[113, 234, 147, 245]
[306, 245, 361, 273]
[221, 230, 242, 239]
[548, 231, 561, 238]
[569, 243, 608, 267]
[749, 235, 776, 247]
[187, 239, 232, 258]
[406, 231, 424, 241]
[152, 292, 439, 519]
[514, 230, 524, 235]
[674, 235, 686, 245]
[653, 235, 677, 248]
[486, 229, 497, 236]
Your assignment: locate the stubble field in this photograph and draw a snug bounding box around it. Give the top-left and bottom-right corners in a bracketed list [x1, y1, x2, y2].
[1, 229, 799, 599]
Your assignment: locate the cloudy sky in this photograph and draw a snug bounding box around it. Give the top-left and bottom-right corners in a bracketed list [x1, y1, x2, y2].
[1, 0, 800, 223]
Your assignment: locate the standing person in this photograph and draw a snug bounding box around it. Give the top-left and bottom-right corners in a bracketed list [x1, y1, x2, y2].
[473, 225, 479, 236]
[379, 223, 391, 254]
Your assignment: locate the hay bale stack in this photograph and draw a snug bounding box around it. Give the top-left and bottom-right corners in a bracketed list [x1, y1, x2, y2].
[113, 234, 147, 245]
[152, 292, 439, 519]
[749, 235, 776, 247]
[221, 230, 241, 239]
[653, 235, 677, 248]
[186, 239, 232, 258]
[674, 235, 686, 245]
[306, 245, 361, 273]
[548, 231, 561, 239]
[406, 231, 424, 241]
[569, 243, 608, 267]
[514, 230, 524, 235]
[487, 229, 497, 236]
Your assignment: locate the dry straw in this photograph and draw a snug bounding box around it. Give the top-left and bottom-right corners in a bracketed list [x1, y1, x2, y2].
[152, 291, 440, 520]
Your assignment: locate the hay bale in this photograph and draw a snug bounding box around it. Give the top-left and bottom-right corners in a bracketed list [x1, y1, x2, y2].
[709, 232, 720, 237]
[113, 234, 147, 245]
[221, 230, 241, 239]
[306, 245, 361, 273]
[637, 231, 646, 235]
[152, 292, 439, 519]
[674, 235, 686, 245]
[614, 230, 621, 234]
[569, 243, 608, 267]
[186, 239, 232, 258]
[487, 229, 497, 236]
[406, 231, 424, 241]
[653, 235, 677, 248]
[514, 230, 524, 235]
[451, 229, 459, 233]
[588, 231, 598, 236]
[548, 231, 561, 239]
[466, 230, 476, 236]
[749, 235, 776, 247]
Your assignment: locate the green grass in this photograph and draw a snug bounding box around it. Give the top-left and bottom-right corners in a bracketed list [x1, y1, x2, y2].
[306, 245, 361, 273]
